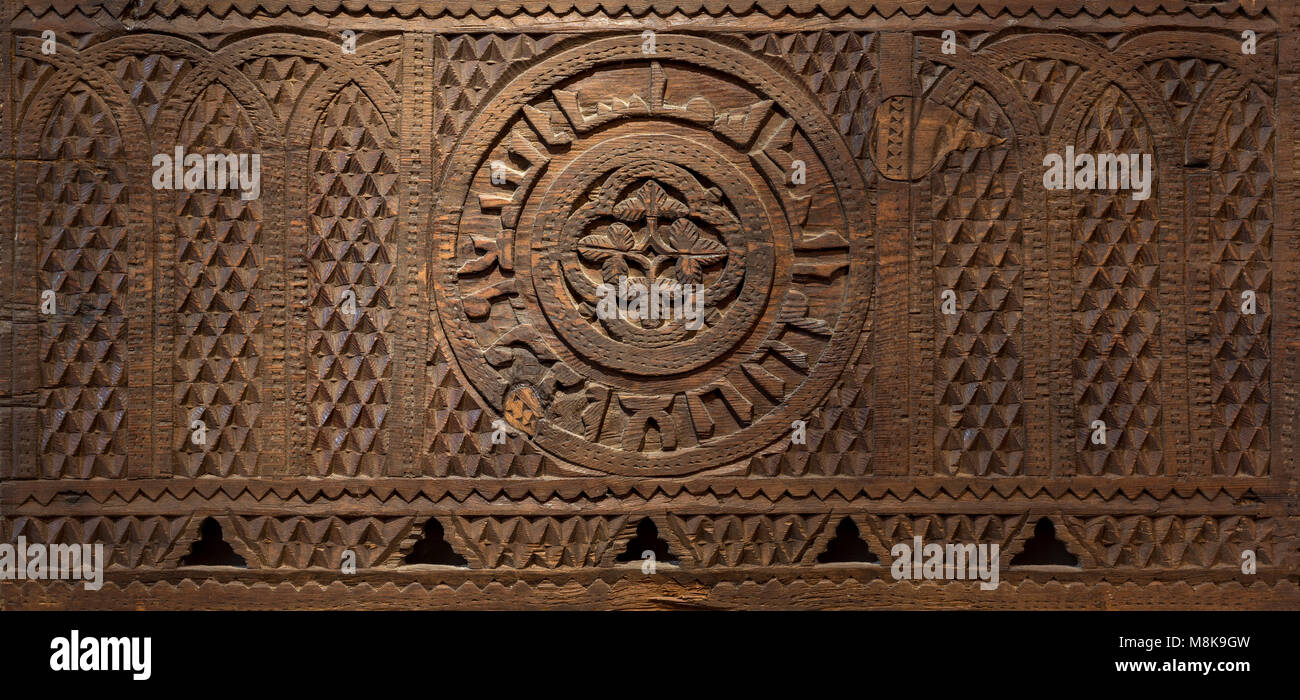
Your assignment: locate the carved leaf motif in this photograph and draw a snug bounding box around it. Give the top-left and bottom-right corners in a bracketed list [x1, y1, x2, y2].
[613, 180, 689, 221]
[577, 222, 638, 260]
[655, 219, 727, 284]
[653, 276, 685, 302]
[578, 222, 641, 282]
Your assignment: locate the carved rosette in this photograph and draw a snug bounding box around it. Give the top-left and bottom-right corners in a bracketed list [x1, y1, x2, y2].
[433, 35, 871, 475]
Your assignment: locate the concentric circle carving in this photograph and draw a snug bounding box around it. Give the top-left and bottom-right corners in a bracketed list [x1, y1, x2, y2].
[433, 35, 871, 475]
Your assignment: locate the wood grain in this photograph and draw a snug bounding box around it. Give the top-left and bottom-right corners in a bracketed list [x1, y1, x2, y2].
[0, 1, 1295, 610]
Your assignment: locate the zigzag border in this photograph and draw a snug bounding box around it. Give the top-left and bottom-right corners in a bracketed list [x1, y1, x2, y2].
[10, 1, 1281, 21]
[0, 477, 1281, 507]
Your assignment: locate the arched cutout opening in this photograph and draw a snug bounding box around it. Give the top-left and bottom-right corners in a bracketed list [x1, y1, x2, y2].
[816, 517, 880, 564]
[403, 518, 468, 566]
[615, 518, 678, 564]
[1010, 518, 1079, 567]
[179, 517, 247, 567]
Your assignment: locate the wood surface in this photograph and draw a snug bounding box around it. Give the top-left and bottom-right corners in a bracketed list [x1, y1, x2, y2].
[0, 0, 1297, 609]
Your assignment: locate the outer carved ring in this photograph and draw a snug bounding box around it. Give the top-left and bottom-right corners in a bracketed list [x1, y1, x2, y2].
[432, 34, 872, 475]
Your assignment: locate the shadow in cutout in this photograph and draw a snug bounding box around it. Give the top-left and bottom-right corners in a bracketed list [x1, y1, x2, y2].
[1010, 518, 1079, 566]
[403, 518, 468, 566]
[615, 518, 679, 564]
[817, 516, 880, 563]
[179, 517, 247, 567]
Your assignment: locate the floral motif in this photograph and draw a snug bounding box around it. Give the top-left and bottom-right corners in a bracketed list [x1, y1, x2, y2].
[576, 179, 727, 285]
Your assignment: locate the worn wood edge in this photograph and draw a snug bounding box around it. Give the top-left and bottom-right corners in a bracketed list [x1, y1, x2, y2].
[5, 578, 1299, 610]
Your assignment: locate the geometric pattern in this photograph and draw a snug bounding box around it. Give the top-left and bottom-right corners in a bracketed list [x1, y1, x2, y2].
[1142, 57, 1224, 135]
[1002, 58, 1082, 131]
[307, 83, 399, 476]
[746, 339, 873, 477]
[13, 55, 51, 109]
[421, 348, 548, 478]
[1072, 84, 1163, 476]
[447, 516, 629, 569]
[1208, 86, 1273, 476]
[241, 56, 325, 124]
[1063, 515, 1279, 569]
[173, 82, 265, 477]
[111, 54, 191, 126]
[930, 88, 1025, 476]
[431, 34, 560, 157]
[36, 82, 130, 480]
[747, 31, 878, 171]
[226, 515, 415, 569]
[859, 514, 1026, 566]
[667, 514, 830, 567]
[5, 515, 192, 569]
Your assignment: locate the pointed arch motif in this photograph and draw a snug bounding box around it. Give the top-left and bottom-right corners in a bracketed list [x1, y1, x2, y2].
[34, 82, 131, 479]
[172, 81, 266, 477]
[305, 82, 400, 476]
[1208, 85, 1273, 476]
[928, 85, 1026, 476]
[1071, 85, 1163, 476]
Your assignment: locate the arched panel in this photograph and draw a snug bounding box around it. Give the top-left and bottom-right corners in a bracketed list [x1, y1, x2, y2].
[1208, 85, 1273, 476]
[306, 82, 399, 476]
[173, 81, 265, 477]
[929, 85, 1025, 476]
[1072, 85, 1162, 476]
[34, 82, 130, 479]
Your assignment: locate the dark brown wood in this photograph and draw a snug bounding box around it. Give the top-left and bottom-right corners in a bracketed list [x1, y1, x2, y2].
[0, 0, 1297, 610]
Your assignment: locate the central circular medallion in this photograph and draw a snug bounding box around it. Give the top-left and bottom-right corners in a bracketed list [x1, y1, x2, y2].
[523, 127, 783, 383]
[432, 35, 872, 475]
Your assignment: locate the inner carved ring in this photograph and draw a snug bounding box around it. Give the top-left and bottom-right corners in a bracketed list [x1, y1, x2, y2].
[522, 131, 781, 379]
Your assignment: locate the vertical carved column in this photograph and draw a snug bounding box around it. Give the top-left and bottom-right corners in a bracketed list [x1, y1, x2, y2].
[394, 33, 429, 477]
[1046, 135, 1077, 475]
[113, 57, 164, 481]
[1274, 5, 1298, 496]
[0, 26, 15, 479]
[11, 48, 50, 482]
[996, 57, 1054, 477]
[1187, 163, 1214, 477]
[874, 31, 914, 477]
[13, 57, 47, 480]
[142, 51, 186, 480]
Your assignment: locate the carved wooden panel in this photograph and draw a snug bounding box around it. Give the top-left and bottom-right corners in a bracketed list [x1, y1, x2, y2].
[1, 1, 1297, 610]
